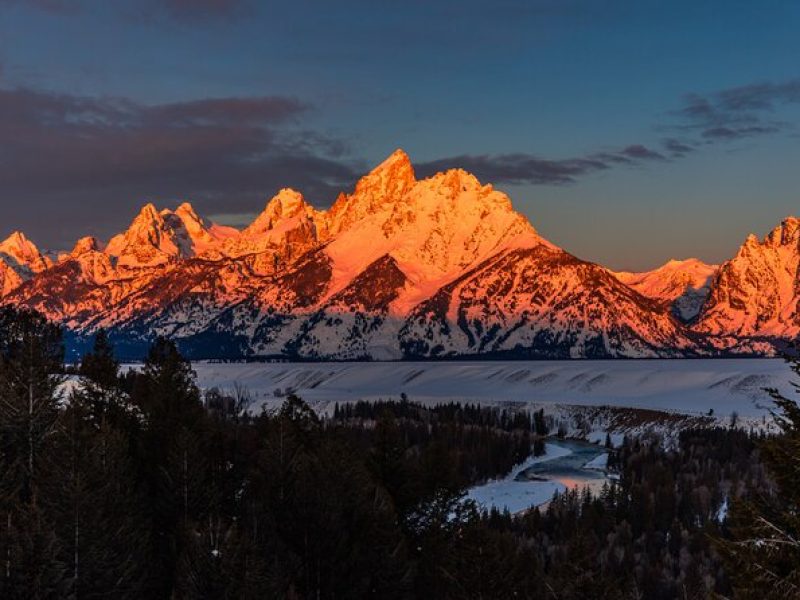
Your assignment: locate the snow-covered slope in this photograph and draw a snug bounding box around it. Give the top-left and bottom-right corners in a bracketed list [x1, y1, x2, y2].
[0, 150, 795, 359]
[400, 245, 698, 358]
[188, 358, 794, 419]
[613, 258, 718, 321]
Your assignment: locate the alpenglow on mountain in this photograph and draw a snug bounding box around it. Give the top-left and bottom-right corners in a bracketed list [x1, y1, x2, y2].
[0, 150, 793, 359]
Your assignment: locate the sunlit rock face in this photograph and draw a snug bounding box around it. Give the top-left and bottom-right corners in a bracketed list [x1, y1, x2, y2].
[0, 150, 791, 359]
[695, 217, 800, 339]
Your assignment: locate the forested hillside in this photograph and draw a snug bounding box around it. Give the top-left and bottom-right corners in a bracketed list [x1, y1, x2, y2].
[0, 306, 794, 598]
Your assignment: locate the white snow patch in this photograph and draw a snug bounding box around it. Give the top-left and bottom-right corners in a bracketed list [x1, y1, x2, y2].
[716, 496, 729, 523]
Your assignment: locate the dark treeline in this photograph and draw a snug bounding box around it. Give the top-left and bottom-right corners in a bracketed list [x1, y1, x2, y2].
[0, 306, 797, 598]
[332, 399, 544, 496]
[333, 399, 544, 433]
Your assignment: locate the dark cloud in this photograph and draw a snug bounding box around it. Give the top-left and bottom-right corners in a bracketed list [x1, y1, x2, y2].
[2, 0, 251, 22]
[417, 154, 606, 186]
[0, 82, 679, 250]
[588, 152, 633, 165]
[672, 79, 800, 142]
[0, 0, 82, 14]
[716, 80, 800, 112]
[416, 144, 666, 186]
[140, 0, 252, 22]
[144, 97, 308, 127]
[0, 86, 362, 248]
[620, 144, 665, 161]
[460, 78, 800, 189]
[661, 138, 694, 157]
[701, 124, 780, 140]
[6, 75, 800, 249]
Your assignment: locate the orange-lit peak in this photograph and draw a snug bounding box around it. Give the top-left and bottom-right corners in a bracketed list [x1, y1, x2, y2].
[243, 188, 312, 237]
[353, 149, 415, 198]
[70, 236, 100, 256]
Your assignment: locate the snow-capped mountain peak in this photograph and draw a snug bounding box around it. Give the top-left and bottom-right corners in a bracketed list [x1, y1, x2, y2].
[696, 216, 800, 338]
[104, 201, 239, 266]
[243, 188, 316, 238]
[169, 202, 239, 255]
[70, 236, 101, 257]
[0, 151, 791, 360]
[613, 258, 718, 321]
[325, 149, 416, 237]
[764, 216, 800, 248]
[0, 230, 51, 274]
[0, 231, 51, 297]
[354, 148, 415, 198]
[104, 203, 182, 268]
[321, 152, 543, 310]
[173, 202, 206, 234]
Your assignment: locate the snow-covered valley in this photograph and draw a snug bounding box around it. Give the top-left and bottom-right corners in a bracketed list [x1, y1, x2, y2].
[189, 358, 796, 515]
[191, 358, 795, 421]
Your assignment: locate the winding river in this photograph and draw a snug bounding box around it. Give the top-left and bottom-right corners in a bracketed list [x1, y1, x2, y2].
[466, 439, 612, 514]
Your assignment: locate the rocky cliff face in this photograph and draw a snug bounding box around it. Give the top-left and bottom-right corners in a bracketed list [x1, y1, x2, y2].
[695, 218, 800, 341]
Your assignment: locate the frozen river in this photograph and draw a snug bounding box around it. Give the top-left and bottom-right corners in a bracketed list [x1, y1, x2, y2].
[466, 440, 610, 514]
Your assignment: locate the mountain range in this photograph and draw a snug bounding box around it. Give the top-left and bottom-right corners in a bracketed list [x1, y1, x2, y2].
[0, 149, 793, 360]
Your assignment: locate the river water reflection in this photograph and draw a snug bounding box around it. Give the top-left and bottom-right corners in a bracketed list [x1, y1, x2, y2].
[516, 439, 609, 485]
[466, 438, 612, 514]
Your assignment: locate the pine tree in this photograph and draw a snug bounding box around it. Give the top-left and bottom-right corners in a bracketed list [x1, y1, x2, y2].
[132, 337, 208, 597]
[0, 308, 69, 597]
[369, 408, 412, 513]
[78, 329, 118, 390]
[73, 329, 130, 428]
[0, 504, 70, 599]
[0, 307, 64, 505]
[51, 412, 150, 599]
[174, 519, 275, 599]
[719, 357, 800, 598]
[136, 337, 204, 433]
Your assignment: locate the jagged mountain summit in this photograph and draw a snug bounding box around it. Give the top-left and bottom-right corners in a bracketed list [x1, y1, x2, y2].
[0, 149, 793, 359]
[696, 217, 800, 342]
[0, 231, 52, 296]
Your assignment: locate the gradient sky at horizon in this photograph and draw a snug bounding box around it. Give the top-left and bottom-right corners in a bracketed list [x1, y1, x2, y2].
[0, 0, 799, 270]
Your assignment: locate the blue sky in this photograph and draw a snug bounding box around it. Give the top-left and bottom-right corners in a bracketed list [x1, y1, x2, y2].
[0, 0, 799, 269]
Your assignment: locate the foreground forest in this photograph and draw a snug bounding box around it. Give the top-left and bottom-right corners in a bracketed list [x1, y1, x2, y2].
[0, 307, 798, 599]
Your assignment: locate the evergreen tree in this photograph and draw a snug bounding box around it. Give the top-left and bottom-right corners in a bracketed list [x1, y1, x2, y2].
[0, 504, 70, 600]
[0, 308, 68, 598]
[0, 307, 64, 505]
[52, 413, 150, 599]
[174, 522, 274, 599]
[369, 408, 413, 514]
[78, 329, 118, 391]
[720, 358, 800, 598]
[132, 337, 207, 597]
[73, 329, 131, 429]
